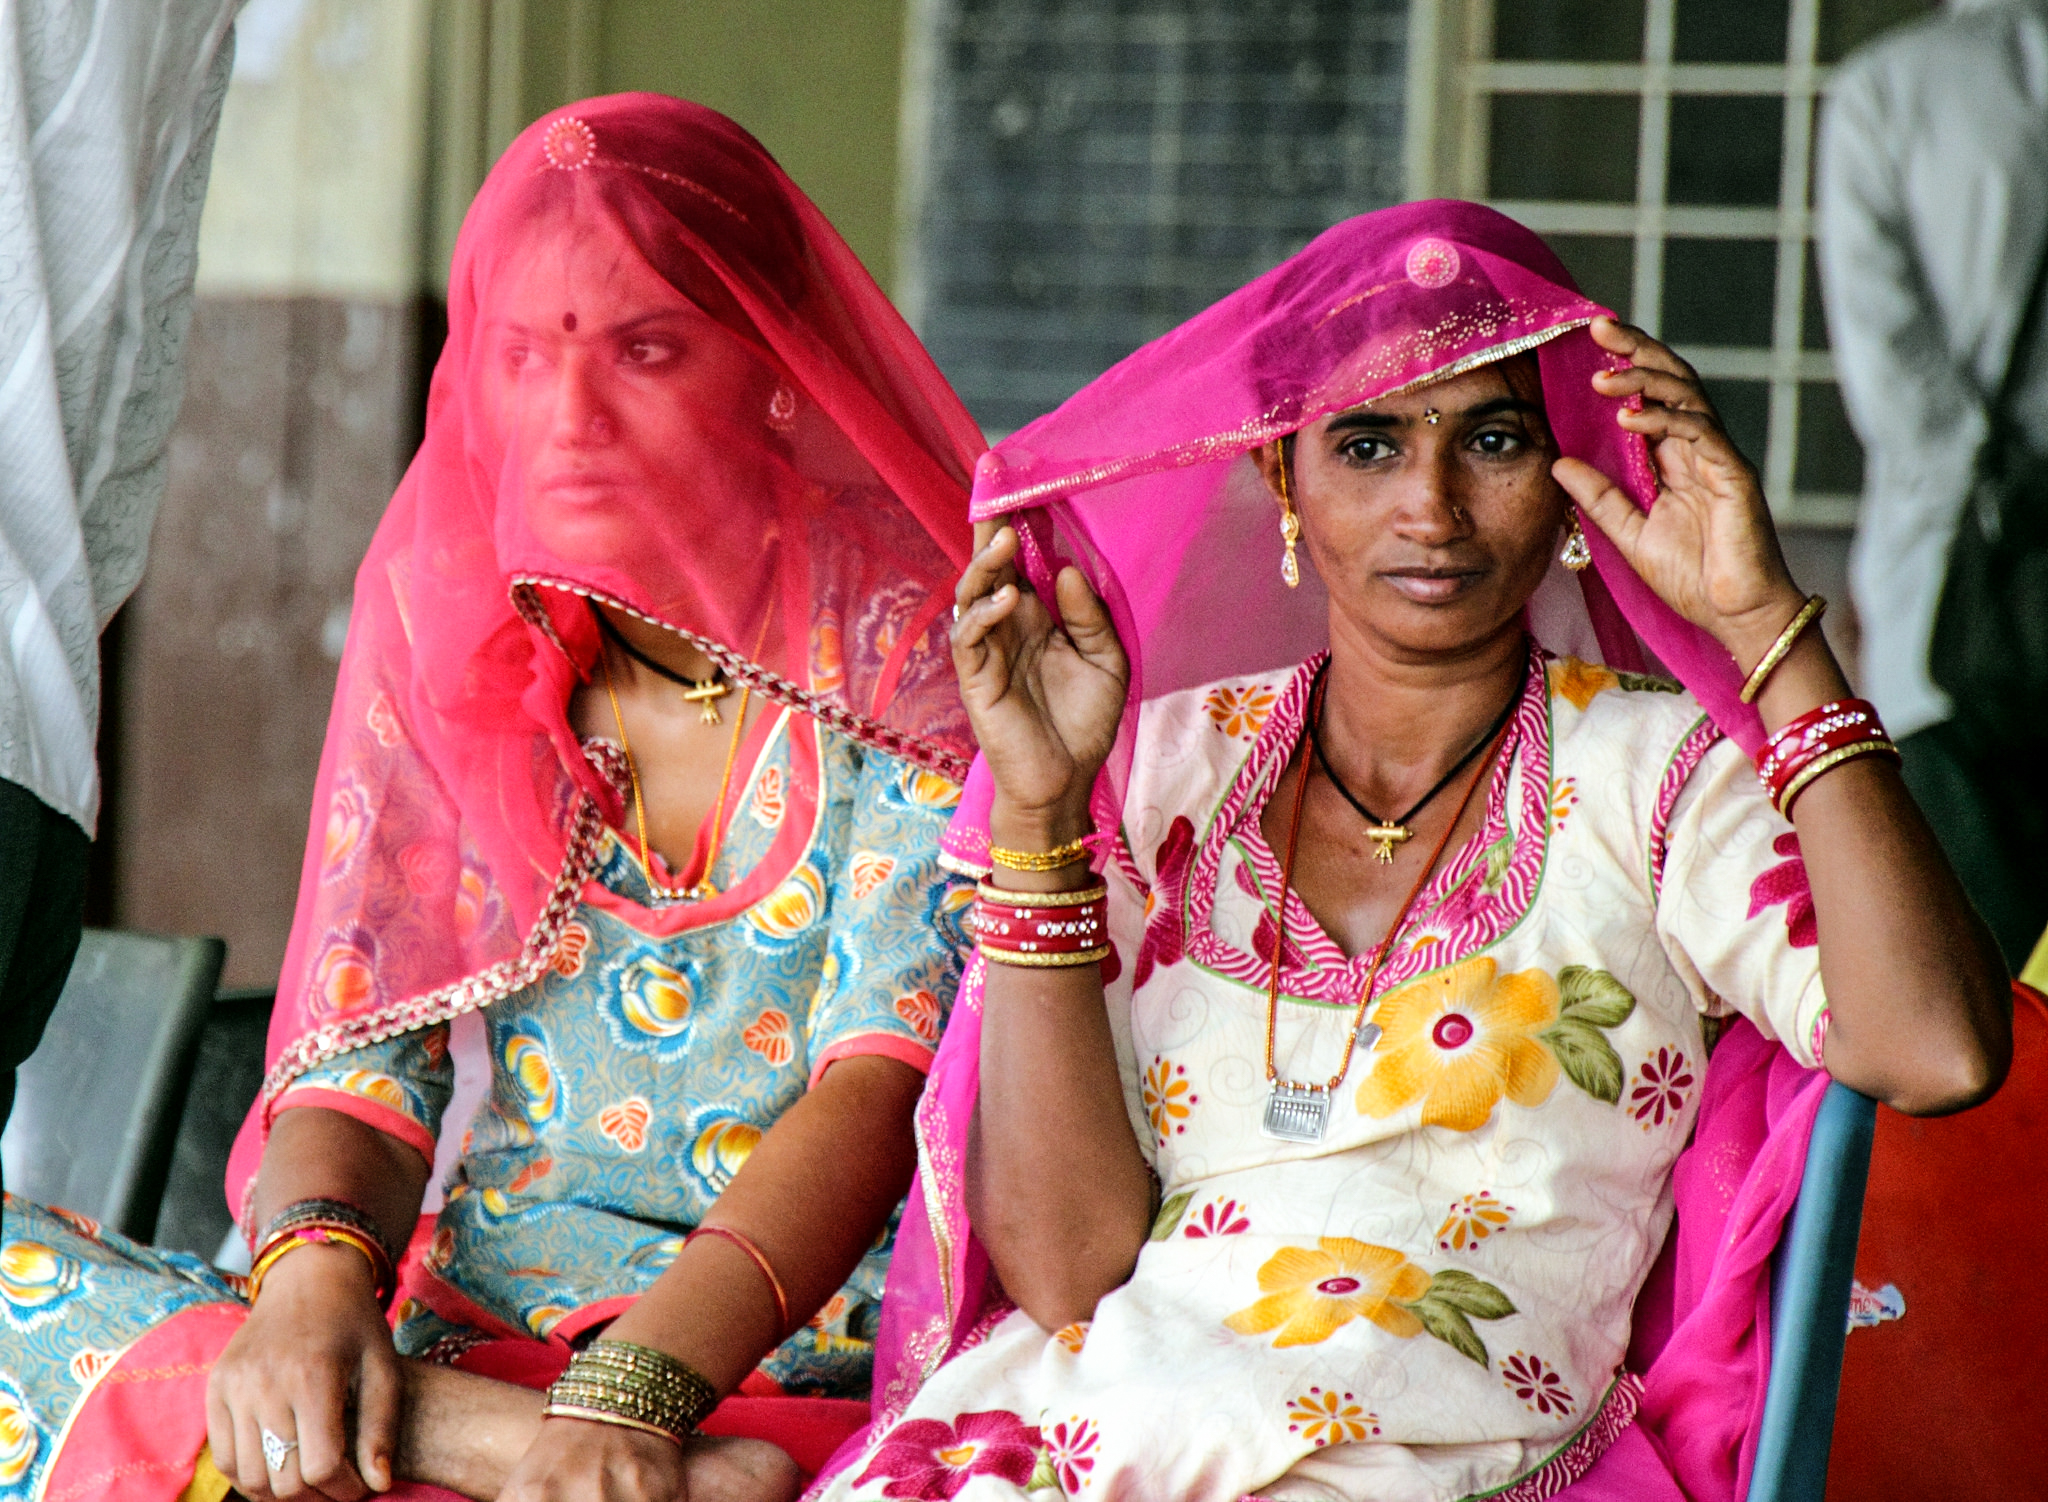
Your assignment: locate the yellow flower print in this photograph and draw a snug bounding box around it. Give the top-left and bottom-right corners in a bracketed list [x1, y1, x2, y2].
[1223, 1238, 1431, 1347]
[501, 1032, 558, 1125]
[1286, 1388, 1380, 1447]
[1550, 776, 1580, 834]
[746, 863, 827, 942]
[1355, 957, 1560, 1131]
[898, 766, 963, 810]
[1436, 1191, 1515, 1253]
[1204, 682, 1279, 739]
[691, 1117, 761, 1194]
[620, 956, 694, 1039]
[1052, 1321, 1089, 1354]
[1547, 657, 1618, 711]
[1142, 1056, 1198, 1138]
[335, 1070, 409, 1112]
[0, 1241, 85, 1323]
[0, 1376, 39, 1488]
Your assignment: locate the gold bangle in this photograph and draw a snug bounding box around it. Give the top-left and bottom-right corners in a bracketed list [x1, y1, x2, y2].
[980, 943, 1113, 968]
[1738, 594, 1826, 704]
[541, 1404, 687, 1448]
[976, 881, 1108, 906]
[988, 838, 1090, 872]
[1776, 738, 1898, 818]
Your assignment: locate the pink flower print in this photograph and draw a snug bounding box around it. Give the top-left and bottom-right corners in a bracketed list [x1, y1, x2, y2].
[855, 1410, 1043, 1498]
[1042, 1417, 1100, 1493]
[1133, 817, 1196, 991]
[1747, 832, 1818, 948]
[1501, 1352, 1575, 1417]
[1185, 1197, 1250, 1238]
[1629, 1046, 1695, 1128]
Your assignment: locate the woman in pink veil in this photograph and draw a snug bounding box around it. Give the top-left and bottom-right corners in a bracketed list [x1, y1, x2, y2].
[809, 201, 2009, 1502]
[0, 95, 985, 1502]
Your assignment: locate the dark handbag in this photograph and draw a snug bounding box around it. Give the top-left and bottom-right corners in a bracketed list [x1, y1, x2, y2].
[1928, 227, 2048, 747]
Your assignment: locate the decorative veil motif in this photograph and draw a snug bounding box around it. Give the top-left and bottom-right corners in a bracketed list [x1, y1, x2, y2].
[226, 94, 984, 1214]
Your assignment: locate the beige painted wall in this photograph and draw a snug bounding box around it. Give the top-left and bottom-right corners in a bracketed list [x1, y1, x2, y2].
[195, 0, 431, 298]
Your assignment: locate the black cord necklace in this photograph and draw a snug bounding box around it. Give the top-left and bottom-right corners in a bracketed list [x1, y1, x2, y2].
[594, 608, 731, 724]
[1307, 649, 1529, 863]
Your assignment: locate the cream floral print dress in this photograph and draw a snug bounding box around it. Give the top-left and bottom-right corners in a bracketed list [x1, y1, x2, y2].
[818, 644, 1828, 1502]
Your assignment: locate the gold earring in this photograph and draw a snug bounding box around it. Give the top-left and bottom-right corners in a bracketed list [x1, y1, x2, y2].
[1275, 442, 1301, 589]
[1424, 407, 1441, 425]
[1561, 512, 1593, 572]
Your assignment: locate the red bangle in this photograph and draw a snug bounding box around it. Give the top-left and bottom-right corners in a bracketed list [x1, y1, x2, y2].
[1755, 698, 1899, 816]
[685, 1225, 791, 1339]
[972, 883, 1111, 967]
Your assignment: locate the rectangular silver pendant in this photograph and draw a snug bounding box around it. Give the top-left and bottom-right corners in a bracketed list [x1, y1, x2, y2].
[1262, 1083, 1330, 1143]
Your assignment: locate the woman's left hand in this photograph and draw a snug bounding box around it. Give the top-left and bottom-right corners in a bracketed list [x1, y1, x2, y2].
[497, 1416, 801, 1502]
[1552, 317, 1809, 671]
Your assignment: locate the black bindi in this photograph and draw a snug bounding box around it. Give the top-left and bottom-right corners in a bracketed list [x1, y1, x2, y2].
[561, 312, 578, 332]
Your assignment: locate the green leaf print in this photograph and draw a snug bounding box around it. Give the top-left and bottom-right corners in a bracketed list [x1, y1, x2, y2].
[1542, 1016, 1626, 1104]
[1150, 1188, 1195, 1241]
[1423, 1268, 1517, 1320]
[1613, 669, 1683, 694]
[1558, 966, 1637, 1029]
[1482, 830, 1516, 893]
[1394, 1268, 1514, 1367]
[1026, 1448, 1061, 1491]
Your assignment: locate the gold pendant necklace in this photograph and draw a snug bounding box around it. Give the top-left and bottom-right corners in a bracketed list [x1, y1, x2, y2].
[599, 644, 750, 903]
[1260, 666, 1509, 1143]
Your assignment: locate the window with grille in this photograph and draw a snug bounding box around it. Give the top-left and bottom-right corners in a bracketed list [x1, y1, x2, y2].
[1409, 0, 1934, 526]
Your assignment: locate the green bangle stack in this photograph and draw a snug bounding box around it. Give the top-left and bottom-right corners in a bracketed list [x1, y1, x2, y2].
[542, 1339, 720, 1446]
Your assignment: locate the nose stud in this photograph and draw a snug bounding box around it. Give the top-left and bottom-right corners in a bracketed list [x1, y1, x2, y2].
[1423, 407, 1441, 425]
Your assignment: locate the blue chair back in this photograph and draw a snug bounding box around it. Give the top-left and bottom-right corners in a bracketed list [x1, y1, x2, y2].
[1746, 1081, 1877, 1501]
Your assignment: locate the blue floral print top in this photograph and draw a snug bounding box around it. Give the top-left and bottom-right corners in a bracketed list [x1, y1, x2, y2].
[277, 712, 972, 1395]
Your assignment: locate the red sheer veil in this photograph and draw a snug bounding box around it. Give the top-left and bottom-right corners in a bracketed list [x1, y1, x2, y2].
[227, 94, 983, 1214]
[940, 200, 1764, 871]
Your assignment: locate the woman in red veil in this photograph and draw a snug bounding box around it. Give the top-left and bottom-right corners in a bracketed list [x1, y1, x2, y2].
[0, 95, 982, 1502]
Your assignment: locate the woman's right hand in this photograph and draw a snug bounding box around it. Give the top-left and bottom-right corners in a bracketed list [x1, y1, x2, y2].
[951, 523, 1130, 840]
[207, 1245, 403, 1501]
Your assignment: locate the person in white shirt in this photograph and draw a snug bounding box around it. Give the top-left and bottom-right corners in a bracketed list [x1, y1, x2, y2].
[0, 1, 241, 1154]
[1816, 0, 2048, 969]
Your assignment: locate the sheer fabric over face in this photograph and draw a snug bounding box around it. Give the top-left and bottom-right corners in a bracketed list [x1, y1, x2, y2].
[228, 94, 982, 1213]
[941, 199, 1764, 871]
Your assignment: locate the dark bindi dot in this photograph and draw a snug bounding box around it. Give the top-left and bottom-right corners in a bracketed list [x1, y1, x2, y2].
[561, 312, 578, 332]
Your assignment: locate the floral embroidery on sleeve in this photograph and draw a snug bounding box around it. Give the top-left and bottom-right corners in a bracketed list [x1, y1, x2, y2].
[1747, 832, 1818, 948]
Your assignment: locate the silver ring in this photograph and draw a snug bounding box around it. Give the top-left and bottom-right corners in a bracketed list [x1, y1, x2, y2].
[951, 603, 961, 621]
[260, 1426, 299, 1473]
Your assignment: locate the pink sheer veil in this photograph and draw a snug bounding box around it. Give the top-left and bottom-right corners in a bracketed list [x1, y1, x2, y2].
[824, 202, 1820, 1501]
[226, 94, 984, 1220]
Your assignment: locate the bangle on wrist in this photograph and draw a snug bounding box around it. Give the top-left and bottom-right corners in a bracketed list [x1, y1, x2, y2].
[684, 1225, 791, 1339]
[542, 1339, 718, 1446]
[974, 883, 1112, 967]
[1753, 697, 1899, 816]
[1738, 594, 1826, 705]
[988, 836, 1091, 872]
[248, 1223, 395, 1306]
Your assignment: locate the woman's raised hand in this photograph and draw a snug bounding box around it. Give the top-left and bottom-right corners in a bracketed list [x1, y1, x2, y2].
[951, 523, 1130, 841]
[1552, 317, 1809, 671]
